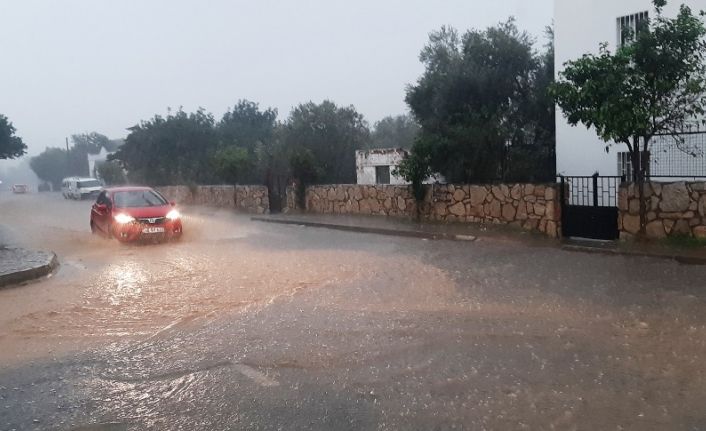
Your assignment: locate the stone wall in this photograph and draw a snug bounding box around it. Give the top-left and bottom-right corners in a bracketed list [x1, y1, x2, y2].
[235, 186, 269, 214]
[156, 185, 269, 214]
[192, 185, 238, 207]
[154, 185, 194, 205]
[301, 183, 561, 238]
[619, 181, 706, 239]
[306, 185, 418, 217]
[424, 184, 560, 237]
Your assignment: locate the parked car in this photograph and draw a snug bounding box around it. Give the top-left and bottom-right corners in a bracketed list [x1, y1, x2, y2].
[62, 177, 103, 200]
[90, 186, 183, 243]
[11, 184, 29, 194]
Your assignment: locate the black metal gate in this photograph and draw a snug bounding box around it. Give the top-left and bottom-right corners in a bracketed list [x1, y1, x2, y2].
[559, 175, 623, 240]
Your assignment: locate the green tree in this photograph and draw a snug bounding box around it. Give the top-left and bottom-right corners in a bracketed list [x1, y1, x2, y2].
[284, 101, 370, 184]
[256, 124, 293, 211]
[110, 108, 218, 185]
[215, 100, 278, 184]
[289, 147, 322, 207]
[95, 160, 126, 185]
[212, 146, 253, 184]
[66, 145, 90, 177]
[71, 132, 121, 153]
[405, 20, 555, 183]
[371, 115, 420, 149]
[218, 100, 278, 151]
[28, 132, 119, 186]
[506, 26, 556, 182]
[394, 145, 432, 204]
[29, 148, 69, 189]
[0, 114, 27, 160]
[551, 0, 706, 235]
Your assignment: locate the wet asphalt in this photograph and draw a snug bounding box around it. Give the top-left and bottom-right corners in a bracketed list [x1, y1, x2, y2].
[1, 192, 706, 430]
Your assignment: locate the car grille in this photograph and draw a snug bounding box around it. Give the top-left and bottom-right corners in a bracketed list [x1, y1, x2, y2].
[137, 217, 166, 225]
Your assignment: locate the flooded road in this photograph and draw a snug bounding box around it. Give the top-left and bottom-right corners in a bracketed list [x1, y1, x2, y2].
[1, 192, 706, 430]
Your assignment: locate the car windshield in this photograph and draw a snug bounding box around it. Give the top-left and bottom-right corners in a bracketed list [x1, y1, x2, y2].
[78, 180, 101, 188]
[113, 190, 167, 208]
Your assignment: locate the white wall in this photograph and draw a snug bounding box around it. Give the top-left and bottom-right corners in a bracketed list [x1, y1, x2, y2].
[356, 149, 409, 185]
[555, 0, 706, 176]
[87, 147, 111, 178]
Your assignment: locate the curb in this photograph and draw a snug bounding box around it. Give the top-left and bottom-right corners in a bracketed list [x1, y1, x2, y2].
[0, 252, 59, 288]
[251, 217, 477, 242]
[253, 217, 706, 264]
[561, 243, 706, 265]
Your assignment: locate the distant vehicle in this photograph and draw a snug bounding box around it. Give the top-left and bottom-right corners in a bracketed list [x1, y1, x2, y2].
[11, 184, 29, 194]
[62, 177, 102, 200]
[90, 186, 183, 243]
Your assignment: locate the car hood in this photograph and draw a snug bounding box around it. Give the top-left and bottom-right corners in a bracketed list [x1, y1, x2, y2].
[113, 205, 172, 218]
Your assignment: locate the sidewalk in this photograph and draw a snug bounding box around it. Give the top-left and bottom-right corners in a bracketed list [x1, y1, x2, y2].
[0, 247, 58, 288]
[253, 213, 706, 265]
[0, 226, 58, 288]
[252, 213, 555, 243]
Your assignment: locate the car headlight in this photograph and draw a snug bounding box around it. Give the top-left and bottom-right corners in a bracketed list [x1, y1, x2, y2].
[114, 213, 135, 224]
[166, 209, 181, 220]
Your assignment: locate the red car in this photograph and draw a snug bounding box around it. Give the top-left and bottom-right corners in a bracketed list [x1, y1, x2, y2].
[90, 186, 183, 242]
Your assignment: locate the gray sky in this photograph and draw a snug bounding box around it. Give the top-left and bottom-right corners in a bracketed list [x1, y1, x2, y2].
[0, 0, 552, 159]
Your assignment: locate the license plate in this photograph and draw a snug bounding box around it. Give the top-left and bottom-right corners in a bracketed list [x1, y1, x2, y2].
[142, 227, 165, 234]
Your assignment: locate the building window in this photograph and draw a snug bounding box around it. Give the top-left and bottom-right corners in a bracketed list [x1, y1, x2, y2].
[375, 166, 391, 184]
[617, 151, 651, 180]
[617, 11, 649, 47]
[617, 152, 633, 180]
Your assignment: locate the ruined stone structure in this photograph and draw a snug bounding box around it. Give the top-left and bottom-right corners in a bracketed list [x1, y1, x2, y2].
[289, 183, 561, 238]
[356, 148, 409, 185]
[619, 181, 706, 240]
[156, 185, 269, 214]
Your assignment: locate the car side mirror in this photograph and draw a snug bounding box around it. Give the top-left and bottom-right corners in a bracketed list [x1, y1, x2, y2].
[170, 201, 176, 207]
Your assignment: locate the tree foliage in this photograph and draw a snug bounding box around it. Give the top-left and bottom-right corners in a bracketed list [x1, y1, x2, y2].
[110, 108, 218, 186]
[394, 146, 431, 202]
[284, 101, 370, 184]
[0, 114, 27, 160]
[219, 100, 278, 151]
[371, 115, 420, 149]
[29, 148, 68, 189]
[95, 160, 126, 185]
[403, 20, 556, 184]
[71, 132, 120, 154]
[212, 146, 253, 184]
[551, 0, 706, 234]
[552, 3, 706, 149]
[215, 100, 278, 184]
[110, 102, 284, 187]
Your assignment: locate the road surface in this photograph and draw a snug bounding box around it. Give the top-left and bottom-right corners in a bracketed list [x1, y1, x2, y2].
[1, 192, 706, 430]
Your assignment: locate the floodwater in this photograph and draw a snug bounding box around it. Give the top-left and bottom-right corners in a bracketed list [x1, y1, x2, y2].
[0, 193, 455, 365]
[1, 192, 706, 430]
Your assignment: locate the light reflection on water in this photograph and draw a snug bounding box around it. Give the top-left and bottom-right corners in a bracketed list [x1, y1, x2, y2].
[105, 262, 148, 306]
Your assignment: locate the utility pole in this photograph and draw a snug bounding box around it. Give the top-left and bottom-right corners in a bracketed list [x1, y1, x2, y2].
[65, 137, 69, 152]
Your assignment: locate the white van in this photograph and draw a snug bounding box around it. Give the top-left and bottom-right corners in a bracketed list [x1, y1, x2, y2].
[61, 177, 103, 200]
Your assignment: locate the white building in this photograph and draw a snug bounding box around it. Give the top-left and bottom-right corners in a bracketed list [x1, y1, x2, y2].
[355, 148, 446, 185]
[356, 148, 409, 185]
[555, 0, 706, 178]
[87, 147, 112, 179]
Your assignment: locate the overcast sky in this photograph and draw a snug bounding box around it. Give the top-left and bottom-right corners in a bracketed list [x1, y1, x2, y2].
[0, 0, 552, 159]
